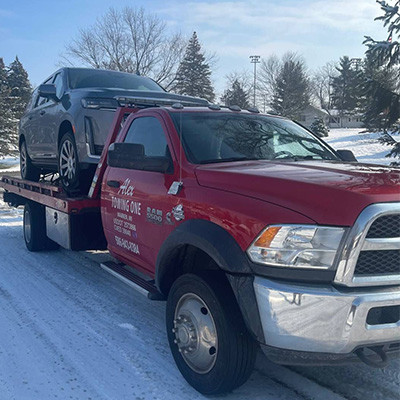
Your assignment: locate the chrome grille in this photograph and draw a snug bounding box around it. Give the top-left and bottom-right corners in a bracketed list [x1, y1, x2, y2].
[367, 215, 400, 239]
[355, 250, 400, 275]
[335, 203, 400, 287]
[354, 213, 400, 278]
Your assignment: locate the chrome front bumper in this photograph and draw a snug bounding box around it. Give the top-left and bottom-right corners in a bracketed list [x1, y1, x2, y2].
[253, 276, 400, 354]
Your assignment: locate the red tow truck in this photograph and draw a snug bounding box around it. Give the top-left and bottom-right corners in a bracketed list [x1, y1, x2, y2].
[1, 99, 400, 394]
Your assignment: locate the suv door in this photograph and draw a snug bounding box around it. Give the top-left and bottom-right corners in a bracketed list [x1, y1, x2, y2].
[102, 114, 180, 275]
[19, 88, 39, 156]
[35, 72, 65, 161]
[27, 77, 53, 159]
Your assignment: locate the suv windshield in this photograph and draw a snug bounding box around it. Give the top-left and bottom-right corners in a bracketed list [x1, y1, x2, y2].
[68, 69, 164, 91]
[170, 112, 338, 164]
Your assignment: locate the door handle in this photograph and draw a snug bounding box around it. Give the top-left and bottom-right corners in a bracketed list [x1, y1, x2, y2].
[107, 180, 120, 188]
[39, 110, 46, 116]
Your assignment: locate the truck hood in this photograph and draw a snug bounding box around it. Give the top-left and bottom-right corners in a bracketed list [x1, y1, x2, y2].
[195, 160, 400, 226]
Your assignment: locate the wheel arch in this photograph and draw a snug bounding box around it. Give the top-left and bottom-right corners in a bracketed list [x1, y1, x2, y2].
[58, 120, 74, 149]
[156, 219, 252, 295]
[155, 219, 265, 343]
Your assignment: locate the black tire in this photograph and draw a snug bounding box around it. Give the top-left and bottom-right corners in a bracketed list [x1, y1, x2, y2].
[20, 140, 40, 181]
[23, 201, 59, 252]
[166, 272, 257, 395]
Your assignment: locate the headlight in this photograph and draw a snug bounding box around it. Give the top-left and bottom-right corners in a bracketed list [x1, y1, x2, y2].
[247, 225, 346, 270]
[81, 98, 118, 109]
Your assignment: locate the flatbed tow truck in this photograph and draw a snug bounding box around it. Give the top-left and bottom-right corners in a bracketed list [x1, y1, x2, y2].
[1, 100, 400, 395]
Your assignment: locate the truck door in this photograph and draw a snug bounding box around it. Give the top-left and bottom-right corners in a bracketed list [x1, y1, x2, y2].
[102, 115, 180, 276]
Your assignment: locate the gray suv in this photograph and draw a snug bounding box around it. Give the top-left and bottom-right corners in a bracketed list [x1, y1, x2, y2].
[19, 68, 207, 193]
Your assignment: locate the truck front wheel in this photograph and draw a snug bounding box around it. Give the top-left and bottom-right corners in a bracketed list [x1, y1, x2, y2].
[23, 201, 59, 252]
[166, 272, 257, 395]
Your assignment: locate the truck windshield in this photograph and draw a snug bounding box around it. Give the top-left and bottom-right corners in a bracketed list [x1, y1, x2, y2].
[68, 69, 164, 92]
[170, 112, 339, 164]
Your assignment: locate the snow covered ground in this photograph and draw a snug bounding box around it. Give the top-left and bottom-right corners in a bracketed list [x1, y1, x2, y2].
[325, 128, 397, 165]
[0, 156, 19, 173]
[0, 129, 399, 399]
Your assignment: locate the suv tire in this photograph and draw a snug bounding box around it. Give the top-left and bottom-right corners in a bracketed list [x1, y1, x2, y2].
[20, 140, 40, 181]
[58, 132, 95, 196]
[166, 272, 257, 395]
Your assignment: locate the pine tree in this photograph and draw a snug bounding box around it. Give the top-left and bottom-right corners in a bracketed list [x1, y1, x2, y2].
[362, 54, 398, 133]
[221, 79, 250, 109]
[0, 58, 15, 156]
[173, 32, 215, 102]
[309, 116, 329, 137]
[330, 56, 362, 123]
[8, 56, 32, 119]
[363, 1, 400, 163]
[270, 58, 310, 120]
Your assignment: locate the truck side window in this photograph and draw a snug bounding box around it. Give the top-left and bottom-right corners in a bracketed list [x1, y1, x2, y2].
[124, 117, 170, 158]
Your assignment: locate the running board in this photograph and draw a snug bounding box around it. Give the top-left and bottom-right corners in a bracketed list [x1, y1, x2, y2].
[100, 261, 166, 301]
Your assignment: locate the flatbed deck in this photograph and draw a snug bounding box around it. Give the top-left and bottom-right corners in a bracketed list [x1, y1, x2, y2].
[0, 176, 100, 213]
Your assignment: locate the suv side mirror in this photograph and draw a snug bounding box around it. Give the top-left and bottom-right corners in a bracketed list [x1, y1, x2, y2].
[337, 149, 358, 162]
[38, 84, 59, 102]
[107, 142, 172, 173]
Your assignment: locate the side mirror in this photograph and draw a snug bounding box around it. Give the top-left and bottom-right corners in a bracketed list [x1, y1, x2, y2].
[107, 142, 172, 173]
[337, 149, 358, 162]
[38, 84, 59, 102]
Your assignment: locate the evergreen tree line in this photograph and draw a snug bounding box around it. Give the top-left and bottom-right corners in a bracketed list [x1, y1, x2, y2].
[0, 57, 32, 156]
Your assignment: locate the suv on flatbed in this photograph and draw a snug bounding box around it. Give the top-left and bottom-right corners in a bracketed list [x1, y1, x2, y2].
[4, 103, 400, 395]
[18, 68, 207, 193]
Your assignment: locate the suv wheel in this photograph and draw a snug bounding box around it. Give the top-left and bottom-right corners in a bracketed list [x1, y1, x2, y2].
[20, 140, 40, 181]
[58, 132, 81, 194]
[166, 272, 257, 395]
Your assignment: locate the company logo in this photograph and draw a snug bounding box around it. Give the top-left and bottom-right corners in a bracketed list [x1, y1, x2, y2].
[172, 204, 185, 221]
[146, 207, 163, 225]
[118, 178, 135, 196]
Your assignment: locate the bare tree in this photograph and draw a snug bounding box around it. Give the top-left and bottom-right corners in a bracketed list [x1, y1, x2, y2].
[258, 54, 280, 102]
[311, 61, 338, 113]
[61, 7, 186, 89]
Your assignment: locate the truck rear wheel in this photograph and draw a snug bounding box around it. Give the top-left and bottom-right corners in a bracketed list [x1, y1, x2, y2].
[23, 201, 59, 252]
[166, 272, 257, 395]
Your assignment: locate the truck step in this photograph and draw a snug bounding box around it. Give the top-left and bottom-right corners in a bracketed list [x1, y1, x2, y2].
[100, 261, 166, 301]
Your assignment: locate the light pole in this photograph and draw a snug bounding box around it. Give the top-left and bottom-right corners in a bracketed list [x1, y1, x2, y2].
[249, 55, 260, 107]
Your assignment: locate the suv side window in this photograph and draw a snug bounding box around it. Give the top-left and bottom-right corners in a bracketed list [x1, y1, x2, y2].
[25, 88, 38, 112]
[35, 77, 53, 107]
[124, 117, 170, 158]
[52, 72, 64, 99]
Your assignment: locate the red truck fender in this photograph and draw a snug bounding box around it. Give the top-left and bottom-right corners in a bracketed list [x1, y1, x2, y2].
[155, 218, 265, 343]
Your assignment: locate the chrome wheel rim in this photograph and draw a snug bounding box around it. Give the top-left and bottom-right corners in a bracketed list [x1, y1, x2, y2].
[20, 144, 27, 178]
[24, 208, 31, 243]
[59, 140, 76, 185]
[173, 293, 218, 374]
